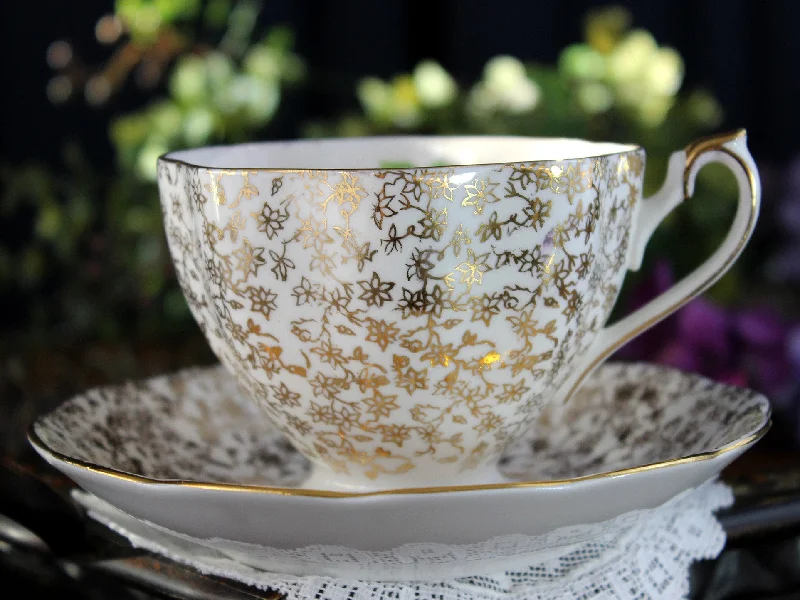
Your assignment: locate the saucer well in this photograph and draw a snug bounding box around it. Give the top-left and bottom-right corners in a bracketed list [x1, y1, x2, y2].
[29, 362, 769, 579]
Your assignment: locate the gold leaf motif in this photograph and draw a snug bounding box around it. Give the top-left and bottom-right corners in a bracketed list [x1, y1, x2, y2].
[232, 239, 267, 278]
[461, 331, 478, 346]
[235, 175, 259, 207]
[351, 346, 369, 363]
[225, 211, 247, 242]
[297, 215, 334, 249]
[163, 152, 645, 481]
[271, 176, 283, 196]
[393, 354, 410, 370]
[410, 404, 439, 423]
[462, 179, 500, 215]
[451, 249, 491, 293]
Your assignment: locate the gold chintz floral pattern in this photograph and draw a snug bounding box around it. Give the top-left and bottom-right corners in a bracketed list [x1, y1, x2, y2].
[33, 363, 769, 487]
[158, 149, 645, 483]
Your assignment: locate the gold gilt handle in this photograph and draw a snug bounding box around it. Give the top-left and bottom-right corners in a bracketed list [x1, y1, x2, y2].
[564, 129, 761, 401]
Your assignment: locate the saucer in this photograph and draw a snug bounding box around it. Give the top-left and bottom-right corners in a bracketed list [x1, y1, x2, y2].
[30, 362, 769, 579]
[72, 479, 734, 586]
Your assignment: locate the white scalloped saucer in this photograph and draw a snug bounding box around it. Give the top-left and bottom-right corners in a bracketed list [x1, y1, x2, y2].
[30, 362, 769, 580]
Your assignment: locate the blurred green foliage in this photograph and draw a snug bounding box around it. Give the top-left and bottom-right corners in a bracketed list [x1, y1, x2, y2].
[0, 4, 746, 348]
[116, 0, 202, 42]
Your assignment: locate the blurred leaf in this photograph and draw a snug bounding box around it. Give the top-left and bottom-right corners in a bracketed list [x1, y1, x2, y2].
[164, 288, 190, 320]
[380, 161, 415, 168]
[110, 113, 151, 168]
[686, 164, 737, 233]
[203, 0, 231, 28]
[35, 203, 63, 241]
[169, 55, 207, 106]
[265, 26, 294, 54]
[150, 101, 183, 137]
[219, 0, 261, 58]
[706, 268, 742, 305]
[584, 5, 631, 54]
[3, 4, 781, 353]
[125, 205, 159, 233]
[183, 106, 217, 145]
[242, 79, 281, 125]
[205, 51, 235, 87]
[559, 44, 606, 79]
[244, 46, 281, 80]
[20, 248, 45, 287]
[0, 248, 10, 286]
[115, 0, 201, 42]
[136, 143, 169, 180]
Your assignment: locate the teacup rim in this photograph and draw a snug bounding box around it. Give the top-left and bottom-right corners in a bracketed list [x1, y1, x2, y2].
[157, 135, 644, 173]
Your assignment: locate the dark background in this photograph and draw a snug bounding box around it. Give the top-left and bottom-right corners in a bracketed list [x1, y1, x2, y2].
[2, 3, 800, 597]
[2, 0, 799, 168]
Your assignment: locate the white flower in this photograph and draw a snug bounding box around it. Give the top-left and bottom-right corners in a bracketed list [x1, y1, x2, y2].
[603, 29, 684, 127]
[686, 89, 724, 128]
[607, 29, 657, 84]
[170, 55, 207, 105]
[413, 60, 457, 108]
[576, 81, 613, 114]
[469, 55, 540, 115]
[244, 46, 281, 81]
[182, 106, 215, 145]
[503, 78, 540, 113]
[204, 52, 235, 86]
[559, 44, 607, 80]
[242, 78, 281, 125]
[357, 77, 393, 124]
[358, 75, 421, 128]
[388, 75, 422, 128]
[645, 47, 683, 96]
[484, 56, 528, 95]
[216, 74, 279, 124]
[136, 143, 168, 181]
[636, 95, 674, 127]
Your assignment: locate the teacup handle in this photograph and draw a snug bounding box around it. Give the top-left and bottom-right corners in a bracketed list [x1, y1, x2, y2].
[563, 129, 761, 401]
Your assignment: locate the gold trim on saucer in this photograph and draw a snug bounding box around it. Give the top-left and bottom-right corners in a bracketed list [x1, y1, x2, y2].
[28, 416, 770, 499]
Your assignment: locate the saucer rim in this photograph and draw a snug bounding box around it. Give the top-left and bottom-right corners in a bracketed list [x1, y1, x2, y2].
[30, 423, 769, 499]
[28, 362, 772, 499]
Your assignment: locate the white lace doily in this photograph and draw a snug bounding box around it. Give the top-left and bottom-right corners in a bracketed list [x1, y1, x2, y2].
[73, 480, 732, 599]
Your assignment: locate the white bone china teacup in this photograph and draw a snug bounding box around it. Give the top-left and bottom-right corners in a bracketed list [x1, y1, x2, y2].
[157, 131, 760, 491]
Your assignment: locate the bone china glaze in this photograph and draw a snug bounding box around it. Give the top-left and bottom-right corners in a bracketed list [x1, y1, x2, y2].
[157, 134, 759, 490]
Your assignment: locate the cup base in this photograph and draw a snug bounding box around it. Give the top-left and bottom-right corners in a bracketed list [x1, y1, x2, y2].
[299, 461, 514, 493]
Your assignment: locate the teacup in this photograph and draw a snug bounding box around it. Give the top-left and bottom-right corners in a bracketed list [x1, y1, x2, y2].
[157, 131, 759, 491]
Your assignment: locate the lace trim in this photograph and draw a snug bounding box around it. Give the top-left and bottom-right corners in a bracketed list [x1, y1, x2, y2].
[75, 480, 732, 598]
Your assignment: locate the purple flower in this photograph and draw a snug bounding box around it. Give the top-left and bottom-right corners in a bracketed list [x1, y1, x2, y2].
[614, 260, 674, 359]
[615, 261, 799, 400]
[765, 157, 800, 282]
[788, 328, 800, 373]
